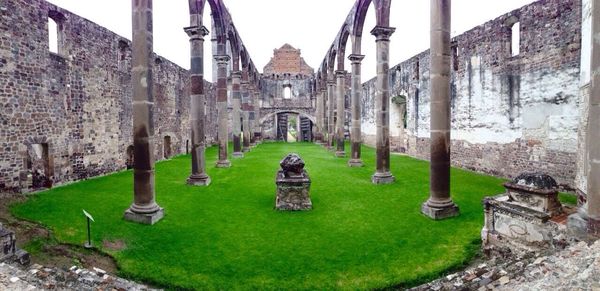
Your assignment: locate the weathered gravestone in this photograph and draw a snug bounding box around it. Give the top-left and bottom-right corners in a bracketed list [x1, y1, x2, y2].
[275, 153, 312, 211]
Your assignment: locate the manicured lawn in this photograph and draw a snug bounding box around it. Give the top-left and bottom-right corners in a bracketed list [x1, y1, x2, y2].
[11, 142, 506, 290]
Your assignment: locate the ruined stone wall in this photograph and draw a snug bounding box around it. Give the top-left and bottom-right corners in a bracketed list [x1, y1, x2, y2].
[575, 0, 591, 199]
[362, 0, 581, 187]
[258, 76, 316, 139]
[0, 0, 217, 193]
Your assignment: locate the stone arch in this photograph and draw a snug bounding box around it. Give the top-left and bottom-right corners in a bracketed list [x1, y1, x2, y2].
[336, 25, 351, 71]
[259, 110, 317, 125]
[351, 0, 392, 55]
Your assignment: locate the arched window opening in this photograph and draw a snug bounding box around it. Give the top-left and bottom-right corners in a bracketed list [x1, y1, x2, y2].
[283, 86, 292, 99]
[48, 11, 65, 55]
[511, 22, 520, 56]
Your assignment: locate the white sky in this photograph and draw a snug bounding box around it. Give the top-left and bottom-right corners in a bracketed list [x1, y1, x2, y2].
[47, 0, 535, 82]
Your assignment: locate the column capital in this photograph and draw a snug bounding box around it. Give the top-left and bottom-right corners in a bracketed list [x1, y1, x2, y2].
[184, 25, 209, 39]
[214, 55, 230, 64]
[348, 54, 365, 63]
[240, 80, 249, 86]
[370, 26, 396, 40]
[335, 70, 347, 78]
[327, 80, 336, 86]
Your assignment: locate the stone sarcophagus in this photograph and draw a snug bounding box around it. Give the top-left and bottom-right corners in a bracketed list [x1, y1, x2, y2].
[275, 153, 312, 211]
[482, 173, 567, 253]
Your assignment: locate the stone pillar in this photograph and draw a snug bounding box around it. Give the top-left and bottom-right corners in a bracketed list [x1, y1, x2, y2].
[370, 26, 395, 184]
[421, 0, 459, 219]
[253, 88, 262, 143]
[241, 79, 251, 152]
[231, 71, 243, 158]
[248, 86, 256, 147]
[320, 88, 328, 146]
[215, 55, 231, 168]
[314, 85, 323, 144]
[327, 79, 336, 150]
[124, 0, 164, 224]
[335, 70, 346, 157]
[184, 24, 210, 186]
[348, 54, 365, 167]
[586, 0, 600, 235]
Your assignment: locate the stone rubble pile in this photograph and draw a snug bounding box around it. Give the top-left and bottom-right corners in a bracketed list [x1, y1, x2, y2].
[0, 262, 160, 290]
[411, 239, 600, 291]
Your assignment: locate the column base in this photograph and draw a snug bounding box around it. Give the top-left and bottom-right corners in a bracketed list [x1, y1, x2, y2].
[567, 211, 600, 239]
[216, 160, 231, 168]
[371, 172, 395, 184]
[124, 206, 164, 225]
[243, 147, 250, 152]
[421, 201, 459, 220]
[348, 159, 363, 167]
[232, 152, 244, 158]
[187, 174, 211, 186]
[335, 151, 346, 157]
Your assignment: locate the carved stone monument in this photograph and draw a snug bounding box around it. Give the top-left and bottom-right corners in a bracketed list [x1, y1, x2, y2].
[275, 154, 312, 211]
[482, 173, 568, 253]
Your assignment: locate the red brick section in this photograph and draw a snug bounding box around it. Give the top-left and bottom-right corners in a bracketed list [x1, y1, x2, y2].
[263, 44, 314, 76]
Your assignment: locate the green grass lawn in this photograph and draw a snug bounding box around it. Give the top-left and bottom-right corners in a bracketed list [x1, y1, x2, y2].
[11, 142, 507, 290]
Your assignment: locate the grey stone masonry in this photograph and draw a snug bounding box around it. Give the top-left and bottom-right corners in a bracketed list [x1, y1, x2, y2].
[275, 154, 312, 211]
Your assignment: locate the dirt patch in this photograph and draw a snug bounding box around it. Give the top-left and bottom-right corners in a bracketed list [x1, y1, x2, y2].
[0, 192, 117, 274]
[103, 239, 126, 251]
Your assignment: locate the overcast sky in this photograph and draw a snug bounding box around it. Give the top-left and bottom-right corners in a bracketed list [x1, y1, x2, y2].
[48, 0, 535, 82]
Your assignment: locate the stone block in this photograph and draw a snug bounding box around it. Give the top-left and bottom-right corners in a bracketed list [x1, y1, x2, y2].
[421, 202, 460, 220]
[124, 208, 164, 225]
[275, 154, 312, 211]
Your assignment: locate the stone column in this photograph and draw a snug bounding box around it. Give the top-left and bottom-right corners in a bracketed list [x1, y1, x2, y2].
[586, 0, 600, 235]
[184, 24, 210, 186]
[348, 54, 365, 167]
[327, 79, 336, 150]
[241, 79, 251, 152]
[335, 70, 347, 157]
[231, 71, 243, 158]
[124, 0, 164, 224]
[253, 88, 262, 144]
[314, 85, 323, 144]
[421, 0, 459, 219]
[370, 26, 395, 184]
[248, 86, 256, 147]
[215, 55, 231, 168]
[320, 88, 328, 146]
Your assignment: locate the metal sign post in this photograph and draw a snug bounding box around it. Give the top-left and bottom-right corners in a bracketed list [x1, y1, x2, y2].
[82, 209, 95, 249]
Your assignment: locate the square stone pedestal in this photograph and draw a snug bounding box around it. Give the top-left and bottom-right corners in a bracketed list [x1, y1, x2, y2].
[187, 174, 211, 186]
[124, 207, 164, 225]
[348, 159, 363, 167]
[371, 172, 395, 184]
[275, 171, 312, 211]
[275, 153, 312, 211]
[421, 202, 459, 220]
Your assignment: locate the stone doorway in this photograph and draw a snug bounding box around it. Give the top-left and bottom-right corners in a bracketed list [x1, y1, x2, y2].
[163, 136, 172, 159]
[275, 112, 313, 142]
[126, 145, 134, 169]
[26, 143, 51, 189]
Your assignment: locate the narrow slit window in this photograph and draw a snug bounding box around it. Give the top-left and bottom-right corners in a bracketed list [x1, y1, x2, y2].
[48, 17, 58, 53]
[283, 86, 292, 99]
[511, 22, 520, 56]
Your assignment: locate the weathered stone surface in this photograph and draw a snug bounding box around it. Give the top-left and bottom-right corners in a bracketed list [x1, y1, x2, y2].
[275, 154, 312, 211]
[0, 261, 159, 290]
[361, 0, 581, 188]
[482, 173, 571, 253]
[0, 0, 218, 194]
[412, 239, 600, 291]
